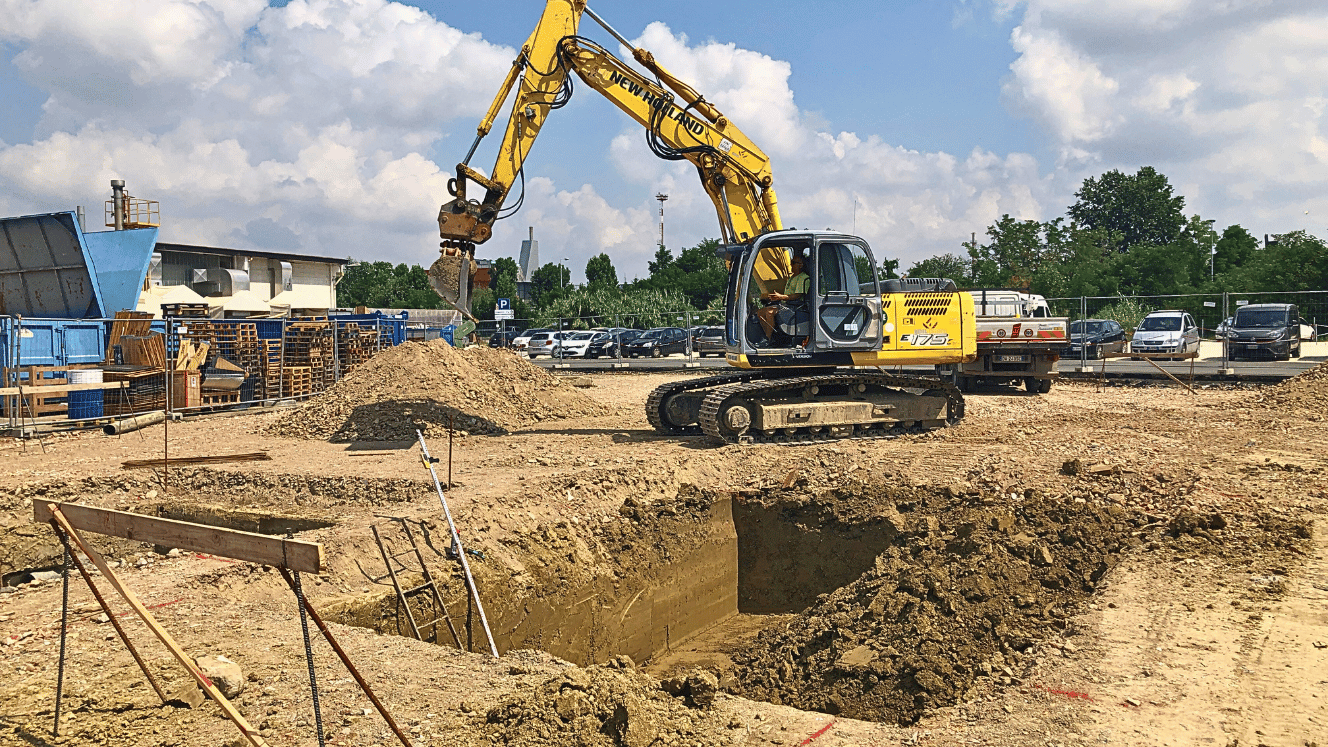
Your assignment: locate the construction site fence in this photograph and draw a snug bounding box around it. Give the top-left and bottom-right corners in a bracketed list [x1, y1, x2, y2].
[474, 309, 725, 361]
[1044, 290, 1328, 339]
[2, 313, 412, 430]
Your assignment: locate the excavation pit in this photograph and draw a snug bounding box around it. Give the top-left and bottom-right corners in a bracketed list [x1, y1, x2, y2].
[330, 481, 1139, 725]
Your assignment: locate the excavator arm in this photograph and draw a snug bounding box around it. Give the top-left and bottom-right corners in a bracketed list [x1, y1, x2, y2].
[430, 0, 783, 313]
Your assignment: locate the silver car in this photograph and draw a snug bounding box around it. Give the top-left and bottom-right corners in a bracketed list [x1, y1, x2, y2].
[1130, 311, 1200, 360]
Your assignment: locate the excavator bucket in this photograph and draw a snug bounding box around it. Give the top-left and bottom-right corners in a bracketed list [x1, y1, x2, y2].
[428, 251, 474, 318]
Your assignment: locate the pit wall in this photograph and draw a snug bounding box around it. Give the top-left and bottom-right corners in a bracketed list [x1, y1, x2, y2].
[329, 496, 739, 667]
[492, 496, 738, 665]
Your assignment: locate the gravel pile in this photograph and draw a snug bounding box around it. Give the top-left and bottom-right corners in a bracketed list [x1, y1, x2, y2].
[266, 340, 610, 441]
[1257, 359, 1328, 416]
[439, 660, 735, 747]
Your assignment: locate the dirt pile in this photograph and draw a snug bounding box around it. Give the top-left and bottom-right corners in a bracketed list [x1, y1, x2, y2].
[266, 340, 610, 441]
[442, 661, 735, 747]
[1256, 359, 1328, 415]
[728, 483, 1134, 725]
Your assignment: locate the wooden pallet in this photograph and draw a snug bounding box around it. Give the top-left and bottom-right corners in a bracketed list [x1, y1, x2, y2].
[282, 367, 312, 397]
[162, 302, 209, 318]
[105, 311, 154, 363]
[200, 391, 242, 406]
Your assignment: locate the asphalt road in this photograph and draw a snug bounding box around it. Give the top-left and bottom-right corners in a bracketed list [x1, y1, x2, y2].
[528, 351, 1326, 381]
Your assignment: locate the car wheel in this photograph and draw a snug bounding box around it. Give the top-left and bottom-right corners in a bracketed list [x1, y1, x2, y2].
[651, 347, 662, 358]
[1292, 342, 1302, 359]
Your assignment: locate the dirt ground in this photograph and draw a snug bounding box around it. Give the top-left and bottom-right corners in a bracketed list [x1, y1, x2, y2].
[1, 368, 1326, 747]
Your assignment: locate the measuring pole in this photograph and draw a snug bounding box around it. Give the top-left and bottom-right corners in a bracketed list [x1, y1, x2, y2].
[416, 430, 498, 658]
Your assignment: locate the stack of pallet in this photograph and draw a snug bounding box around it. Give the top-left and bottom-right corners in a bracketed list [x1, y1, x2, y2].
[105, 311, 154, 363]
[260, 339, 282, 401]
[162, 302, 209, 318]
[336, 323, 382, 376]
[284, 318, 334, 392]
[102, 368, 200, 415]
[282, 366, 312, 397]
[119, 334, 167, 368]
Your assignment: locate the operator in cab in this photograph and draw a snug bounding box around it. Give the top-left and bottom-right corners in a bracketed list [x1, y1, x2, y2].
[756, 252, 810, 345]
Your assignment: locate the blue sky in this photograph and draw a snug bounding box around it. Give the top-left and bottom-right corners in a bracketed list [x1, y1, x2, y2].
[1, 0, 1325, 283]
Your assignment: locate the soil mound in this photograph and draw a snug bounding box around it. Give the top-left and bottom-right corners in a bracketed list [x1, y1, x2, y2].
[728, 484, 1132, 725]
[1257, 359, 1328, 415]
[266, 340, 610, 441]
[443, 661, 733, 747]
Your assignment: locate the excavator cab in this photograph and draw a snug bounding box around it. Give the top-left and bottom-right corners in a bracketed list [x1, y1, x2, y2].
[724, 231, 884, 365]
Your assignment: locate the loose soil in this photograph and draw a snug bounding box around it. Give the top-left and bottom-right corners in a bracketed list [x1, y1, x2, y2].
[266, 340, 610, 440]
[1, 366, 1326, 747]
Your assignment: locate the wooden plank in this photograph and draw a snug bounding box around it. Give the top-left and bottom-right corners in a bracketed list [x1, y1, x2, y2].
[121, 452, 271, 469]
[47, 508, 270, 747]
[33, 500, 325, 573]
[0, 381, 129, 396]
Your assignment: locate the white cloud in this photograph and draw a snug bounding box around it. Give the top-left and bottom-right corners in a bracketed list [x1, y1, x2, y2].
[1001, 0, 1328, 234]
[5, 0, 1325, 290]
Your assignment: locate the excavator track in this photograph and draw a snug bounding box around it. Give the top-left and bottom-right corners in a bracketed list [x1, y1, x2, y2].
[645, 369, 780, 434]
[696, 370, 964, 445]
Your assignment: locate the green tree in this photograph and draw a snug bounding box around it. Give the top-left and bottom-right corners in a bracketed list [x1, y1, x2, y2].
[1213, 225, 1258, 276]
[906, 253, 970, 283]
[1242, 230, 1328, 291]
[878, 256, 900, 280]
[336, 260, 448, 309]
[529, 262, 571, 306]
[647, 246, 673, 276]
[629, 238, 727, 309]
[1068, 166, 1185, 252]
[585, 253, 619, 290]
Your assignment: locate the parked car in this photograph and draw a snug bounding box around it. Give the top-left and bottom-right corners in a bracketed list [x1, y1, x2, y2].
[1067, 319, 1126, 360]
[585, 329, 643, 358]
[1130, 311, 1200, 360]
[511, 328, 552, 353]
[693, 326, 727, 357]
[624, 327, 689, 358]
[1214, 317, 1234, 339]
[552, 331, 602, 358]
[1224, 303, 1304, 361]
[525, 331, 572, 358]
[488, 330, 515, 348]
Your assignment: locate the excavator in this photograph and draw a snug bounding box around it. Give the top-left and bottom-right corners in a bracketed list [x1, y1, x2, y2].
[428, 0, 978, 445]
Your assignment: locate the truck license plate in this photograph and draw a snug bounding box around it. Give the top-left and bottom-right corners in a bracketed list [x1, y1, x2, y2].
[1246, 344, 1259, 349]
[997, 354, 1028, 363]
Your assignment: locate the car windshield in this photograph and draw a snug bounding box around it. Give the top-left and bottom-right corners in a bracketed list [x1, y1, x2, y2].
[568, 332, 595, 340]
[701, 328, 723, 337]
[1071, 321, 1105, 335]
[1234, 309, 1289, 328]
[1138, 316, 1181, 332]
[638, 330, 668, 339]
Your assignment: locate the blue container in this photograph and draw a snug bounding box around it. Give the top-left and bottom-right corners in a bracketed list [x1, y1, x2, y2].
[67, 390, 104, 419]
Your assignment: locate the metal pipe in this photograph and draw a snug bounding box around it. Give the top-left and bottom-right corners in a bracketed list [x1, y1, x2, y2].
[584, 6, 637, 53]
[102, 411, 166, 436]
[416, 430, 499, 658]
[111, 180, 125, 231]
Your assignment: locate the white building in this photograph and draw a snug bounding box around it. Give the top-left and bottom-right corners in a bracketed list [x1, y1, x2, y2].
[137, 243, 348, 318]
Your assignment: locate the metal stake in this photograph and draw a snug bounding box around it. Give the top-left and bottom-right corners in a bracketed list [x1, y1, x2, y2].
[416, 430, 498, 657]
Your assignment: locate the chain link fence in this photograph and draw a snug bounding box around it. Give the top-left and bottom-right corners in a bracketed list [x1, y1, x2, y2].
[476, 310, 725, 362]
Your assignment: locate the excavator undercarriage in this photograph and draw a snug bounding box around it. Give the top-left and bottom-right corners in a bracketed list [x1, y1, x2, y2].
[646, 369, 963, 445]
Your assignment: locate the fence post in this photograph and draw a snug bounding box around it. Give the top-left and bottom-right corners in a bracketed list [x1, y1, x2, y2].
[1221, 291, 1230, 372]
[1079, 296, 1087, 369]
[686, 310, 694, 362]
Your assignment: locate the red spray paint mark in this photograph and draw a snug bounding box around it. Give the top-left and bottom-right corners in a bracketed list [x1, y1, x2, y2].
[1032, 683, 1095, 702]
[798, 722, 836, 745]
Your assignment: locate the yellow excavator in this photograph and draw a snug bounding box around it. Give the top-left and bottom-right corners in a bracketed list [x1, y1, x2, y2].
[429, 0, 977, 444]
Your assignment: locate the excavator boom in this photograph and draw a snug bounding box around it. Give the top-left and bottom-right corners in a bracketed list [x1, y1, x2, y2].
[429, 0, 781, 313]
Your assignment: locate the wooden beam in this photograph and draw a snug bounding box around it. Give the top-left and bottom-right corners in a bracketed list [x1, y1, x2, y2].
[33, 500, 325, 573]
[47, 507, 270, 747]
[0, 381, 129, 396]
